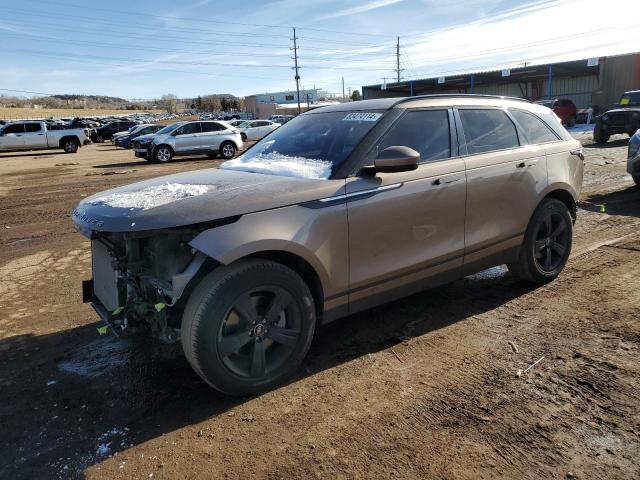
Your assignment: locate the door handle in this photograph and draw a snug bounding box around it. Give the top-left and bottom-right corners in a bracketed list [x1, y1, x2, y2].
[517, 160, 538, 168]
[433, 177, 462, 186]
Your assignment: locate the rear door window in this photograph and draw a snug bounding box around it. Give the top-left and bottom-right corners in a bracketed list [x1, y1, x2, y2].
[200, 122, 224, 132]
[459, 109, 520, 155]
[510, 109, 559, 144]
[378, 109, 451, 162]
[24, 123, 42, 133]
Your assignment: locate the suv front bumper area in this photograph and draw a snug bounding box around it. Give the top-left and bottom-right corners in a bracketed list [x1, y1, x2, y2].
[134, 143, 153, 158]
[628, 131, 640, 176]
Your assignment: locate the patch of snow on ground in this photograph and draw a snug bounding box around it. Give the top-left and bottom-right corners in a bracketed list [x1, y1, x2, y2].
[89, 183, 211, 210]
[466, 265, 509, 281]
[57, 336, 130, 378]
[95, 427, 129, 458]
[221, 151, 332, 180]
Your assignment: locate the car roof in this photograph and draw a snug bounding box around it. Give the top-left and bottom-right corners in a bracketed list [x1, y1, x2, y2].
[304, 94, 531, 115]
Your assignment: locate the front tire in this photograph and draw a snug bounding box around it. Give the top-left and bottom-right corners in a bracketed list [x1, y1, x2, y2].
[63, 138, 79, 153]
[153, 145, 173, 163]
[241, 132, 247, 141]
[181, 259, 316, 396]
[95, 134, 104, 143]
[508, 198, 573, 284]
[632, 174, 640, 187]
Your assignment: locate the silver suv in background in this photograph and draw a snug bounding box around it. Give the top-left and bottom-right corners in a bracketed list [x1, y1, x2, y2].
[149, 120, 243, 163]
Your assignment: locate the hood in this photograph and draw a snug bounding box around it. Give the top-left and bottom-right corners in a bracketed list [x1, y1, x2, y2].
[603, 107, 640, 114]
[133, 133, 157, 143]
[72, 168, 344, 234]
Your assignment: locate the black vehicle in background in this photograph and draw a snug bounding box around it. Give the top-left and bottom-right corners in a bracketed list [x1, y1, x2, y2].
[594, 90, 640, 144]
[91, 120, 139, 143]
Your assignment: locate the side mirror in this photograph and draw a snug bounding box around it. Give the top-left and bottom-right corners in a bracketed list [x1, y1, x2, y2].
[374, 146, 419, 173]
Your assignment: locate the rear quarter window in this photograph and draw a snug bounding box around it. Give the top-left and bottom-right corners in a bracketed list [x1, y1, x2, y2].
[510, 109, 559, 144]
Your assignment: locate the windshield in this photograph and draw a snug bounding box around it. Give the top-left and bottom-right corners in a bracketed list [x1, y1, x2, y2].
[220, 111, 382, 180]
[155, 123, 181, 135]
[619, 92, 640, 107]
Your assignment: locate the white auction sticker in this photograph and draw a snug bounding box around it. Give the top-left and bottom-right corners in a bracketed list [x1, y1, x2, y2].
[342, 112, 382, 122]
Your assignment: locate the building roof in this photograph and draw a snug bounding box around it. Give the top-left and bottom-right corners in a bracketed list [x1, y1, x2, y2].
[363, 57, 605, 96]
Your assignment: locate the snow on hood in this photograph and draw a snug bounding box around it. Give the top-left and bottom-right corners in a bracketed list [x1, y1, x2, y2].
[220, 151, 332, 180]
[88, 182, 212, 210]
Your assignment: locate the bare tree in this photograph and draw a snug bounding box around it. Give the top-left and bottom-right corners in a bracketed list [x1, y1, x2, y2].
[159, 94, 179, 114]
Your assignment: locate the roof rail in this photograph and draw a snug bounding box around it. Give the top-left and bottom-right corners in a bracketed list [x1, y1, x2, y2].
[395, 94, 531, 106]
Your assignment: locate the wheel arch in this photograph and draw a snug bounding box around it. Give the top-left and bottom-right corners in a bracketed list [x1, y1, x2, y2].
[542, 187, 577, 222]
[220, 139, 240, 151]
[189, 236, 330, 321]
[238, 250, 324, 320]
[58, 135, 80, 149]
[153, 143, 174, 155]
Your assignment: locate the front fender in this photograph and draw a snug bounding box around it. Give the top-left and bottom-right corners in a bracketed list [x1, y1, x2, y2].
[188, 203, 349, 300]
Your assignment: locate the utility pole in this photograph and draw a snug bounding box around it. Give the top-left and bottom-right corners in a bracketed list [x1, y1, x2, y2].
[347, 87, 352, 99]
[342, 76, 345, 100]
[395, 36, 402, 83]
[292, 27, 301, 114]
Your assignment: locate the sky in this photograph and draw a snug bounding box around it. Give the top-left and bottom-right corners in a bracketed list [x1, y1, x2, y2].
[0, 0, 638, 100]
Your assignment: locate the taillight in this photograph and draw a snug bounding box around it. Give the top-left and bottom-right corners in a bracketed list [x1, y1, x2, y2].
[84, 128, 89, 137]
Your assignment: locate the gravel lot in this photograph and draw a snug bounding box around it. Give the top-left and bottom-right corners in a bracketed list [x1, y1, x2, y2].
[0, 132, 638, 479]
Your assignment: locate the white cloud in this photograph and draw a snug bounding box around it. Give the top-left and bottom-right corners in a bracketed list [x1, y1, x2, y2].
[317, 0, 405, 20]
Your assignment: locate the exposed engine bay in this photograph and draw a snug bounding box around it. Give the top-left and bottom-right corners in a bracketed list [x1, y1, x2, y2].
[88, 228, 209, 343]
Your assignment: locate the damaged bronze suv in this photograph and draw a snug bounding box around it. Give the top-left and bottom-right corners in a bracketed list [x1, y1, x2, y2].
[73, 95, 584, 395]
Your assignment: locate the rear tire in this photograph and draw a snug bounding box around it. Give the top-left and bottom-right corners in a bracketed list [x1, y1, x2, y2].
[241, 132, 247, 141]
[219, 141, 237, 160]
[153, 145, 173, 163]
[181, 259, 316, 396]
[507, 198, 573, 284]
[593, 124, 609, 144]
[632, 174, 640, 187]
[62, 138, 79, 153]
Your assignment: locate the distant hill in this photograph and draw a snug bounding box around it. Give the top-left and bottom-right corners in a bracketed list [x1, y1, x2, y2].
[51, 94, 129, 104]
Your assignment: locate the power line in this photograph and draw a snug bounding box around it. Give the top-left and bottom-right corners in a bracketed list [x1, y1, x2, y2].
[0, 47, 395, 72]
[21, 0, 396, 38]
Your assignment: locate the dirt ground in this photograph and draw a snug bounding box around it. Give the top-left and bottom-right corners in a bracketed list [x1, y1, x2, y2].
[0, 132, 638, 480]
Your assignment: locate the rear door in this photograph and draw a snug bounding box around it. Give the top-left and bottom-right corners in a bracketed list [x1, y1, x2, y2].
[0, 123, 26, 149]
[346, 108, 466, 312]
[174, 122, 202, 153]
[199, 122, 225, 152]
[457, 107, 547, 271]
[23, 122, 48, 148]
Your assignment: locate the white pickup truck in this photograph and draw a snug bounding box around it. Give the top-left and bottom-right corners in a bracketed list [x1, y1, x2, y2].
[0, 121, 89, 153]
